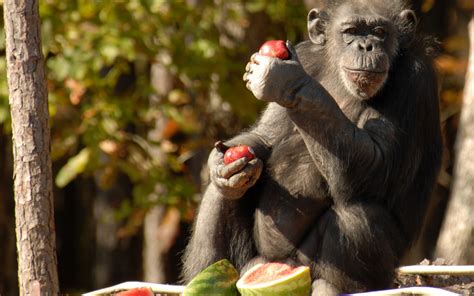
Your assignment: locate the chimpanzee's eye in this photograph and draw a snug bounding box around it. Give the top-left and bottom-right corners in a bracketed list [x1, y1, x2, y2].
[373, 27, 386, 38]
[342, 27, 357, 35]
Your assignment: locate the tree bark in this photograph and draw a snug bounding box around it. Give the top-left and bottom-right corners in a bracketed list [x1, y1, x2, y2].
[3, 0, 60, 294]
[435, 18, 474, 265]
[143, 59, 177, 283]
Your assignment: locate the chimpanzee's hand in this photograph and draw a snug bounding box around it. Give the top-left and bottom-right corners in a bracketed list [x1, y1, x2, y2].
[243, 41, 311, 107]
[209, 141, 263, 200]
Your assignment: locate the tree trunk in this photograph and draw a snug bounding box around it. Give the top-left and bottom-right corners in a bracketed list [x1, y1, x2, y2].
[143, 59, 178, 283]
[143, 206, 181, 283]
[435, 18, 474, 265]
[3, 0, 60, 294]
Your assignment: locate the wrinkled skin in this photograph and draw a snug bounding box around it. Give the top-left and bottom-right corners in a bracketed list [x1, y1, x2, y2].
[182, 1, 442, 295]
[209, 141, 263, 200]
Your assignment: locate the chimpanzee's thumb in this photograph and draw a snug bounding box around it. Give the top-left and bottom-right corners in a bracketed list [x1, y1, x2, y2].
[285, 40, 299, 62]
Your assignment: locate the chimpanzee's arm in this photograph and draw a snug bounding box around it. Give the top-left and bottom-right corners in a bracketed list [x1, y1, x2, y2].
[182, 104, 290, 280]
[224, 102, 289, 160]
[209, 103, 291, 199]
[243, 47, 401, 202]
[285, 80, 398, 201]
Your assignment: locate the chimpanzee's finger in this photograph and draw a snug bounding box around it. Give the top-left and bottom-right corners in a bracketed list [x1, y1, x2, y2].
[220, 157, 249, 179]
[245, 61, 253, 72]
[214, 140, 229, 153]
[227, 173, 250, 188]
[253, 54, 273, 66]
[285, 40, 299, 62]
[250, 53, 260, 64]
[246, 80, 252, 90]
[227, 158, 263, 188]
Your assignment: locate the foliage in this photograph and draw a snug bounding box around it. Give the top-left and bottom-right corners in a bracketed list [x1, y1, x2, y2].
[0, 0, 307, 226]
[0, 0, 472, 292]
[0, 0, 470, 230]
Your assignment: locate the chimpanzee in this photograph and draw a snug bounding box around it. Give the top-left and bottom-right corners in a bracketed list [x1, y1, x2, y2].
[182, 0, 442, 294]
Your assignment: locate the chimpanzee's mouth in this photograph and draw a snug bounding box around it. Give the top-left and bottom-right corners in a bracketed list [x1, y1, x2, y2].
[344, 67, 386, 73]
[344, 68, 387, 87]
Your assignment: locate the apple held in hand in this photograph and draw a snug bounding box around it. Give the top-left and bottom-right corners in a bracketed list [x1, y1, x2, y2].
[224, 145, 256, 165]
[259, 40, 290, 60]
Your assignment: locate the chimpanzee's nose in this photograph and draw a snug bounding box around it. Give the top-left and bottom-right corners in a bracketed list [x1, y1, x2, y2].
[357, 40, 374, 52]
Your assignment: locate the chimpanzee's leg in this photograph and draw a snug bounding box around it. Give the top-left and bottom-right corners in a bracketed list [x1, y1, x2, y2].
[181, 184, 257, 283]
[297, 203, 405, 295]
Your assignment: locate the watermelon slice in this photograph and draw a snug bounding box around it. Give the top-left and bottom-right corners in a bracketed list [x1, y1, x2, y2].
[115, 287, 154, 296]
[183, 259, 240, 296]
[236, 262, 311, 296]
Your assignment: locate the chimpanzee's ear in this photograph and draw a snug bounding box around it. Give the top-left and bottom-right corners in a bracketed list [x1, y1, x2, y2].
[397, 9, 417, 48]
[308, 9, 329, 45]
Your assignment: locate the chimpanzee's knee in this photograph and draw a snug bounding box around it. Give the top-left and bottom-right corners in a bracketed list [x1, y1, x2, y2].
[299, 203, 405, 293]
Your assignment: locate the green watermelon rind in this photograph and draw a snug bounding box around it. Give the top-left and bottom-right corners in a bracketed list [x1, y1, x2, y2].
[183, 259, 240, 296]
[236, 264, 312, 296]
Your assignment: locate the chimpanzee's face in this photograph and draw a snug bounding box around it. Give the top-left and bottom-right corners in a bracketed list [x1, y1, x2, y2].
[328, 4, 402, 100]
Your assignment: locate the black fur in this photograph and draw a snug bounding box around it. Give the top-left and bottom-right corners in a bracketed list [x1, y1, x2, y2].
[182, 1, 442, 294]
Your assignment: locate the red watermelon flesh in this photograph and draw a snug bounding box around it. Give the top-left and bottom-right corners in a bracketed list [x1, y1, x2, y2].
[115, 287, 154, 296]
[241, 263, 306, 285]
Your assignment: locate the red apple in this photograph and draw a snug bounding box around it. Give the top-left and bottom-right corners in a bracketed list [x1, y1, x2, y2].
[224, 145, 256, 165]
[259, 40, 289, 60]
[116, 287, 154, 296]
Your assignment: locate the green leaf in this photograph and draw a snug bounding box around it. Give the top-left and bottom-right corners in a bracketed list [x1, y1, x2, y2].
[0, 27, 5, 50]
[55, 148, 91, 188]
[47, 56, 71, 81]
[245, 2, 267, 13]
[0, 107, 8, 124]
[100, 44, 120, 64]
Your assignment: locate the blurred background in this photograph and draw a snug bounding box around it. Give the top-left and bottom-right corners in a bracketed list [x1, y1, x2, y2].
[0, 0, 472, 294]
